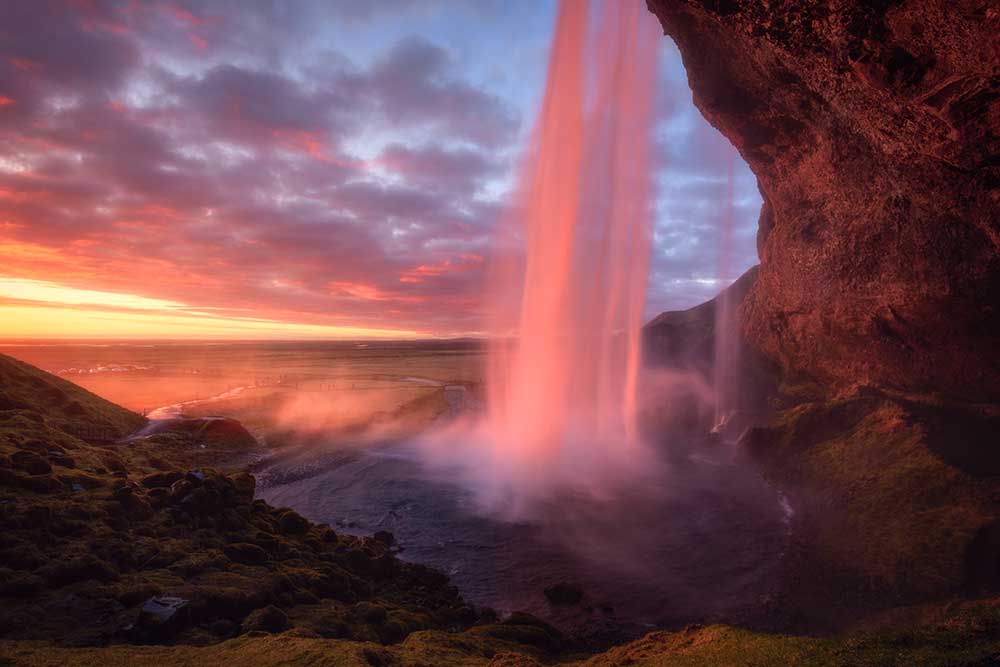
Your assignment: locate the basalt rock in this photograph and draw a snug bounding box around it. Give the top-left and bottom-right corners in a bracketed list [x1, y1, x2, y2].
[647, 0, 1000, 402]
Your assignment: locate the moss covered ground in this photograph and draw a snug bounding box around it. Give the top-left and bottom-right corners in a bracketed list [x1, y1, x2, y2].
[1, 353, 999, 666]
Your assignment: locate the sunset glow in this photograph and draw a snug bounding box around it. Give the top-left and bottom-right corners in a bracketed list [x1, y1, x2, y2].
[0, 277, 424, 340]
[0, 1, 759, 340]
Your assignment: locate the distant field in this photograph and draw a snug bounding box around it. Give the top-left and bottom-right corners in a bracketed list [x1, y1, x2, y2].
[1, 341, 485, 437]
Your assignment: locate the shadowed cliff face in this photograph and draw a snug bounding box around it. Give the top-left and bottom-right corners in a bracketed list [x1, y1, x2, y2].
[647, 0, 1000, 402]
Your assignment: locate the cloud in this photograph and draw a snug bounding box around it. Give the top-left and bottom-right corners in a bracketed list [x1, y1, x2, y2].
[377, 143, 501, 193]
[0, 0, 760, 338]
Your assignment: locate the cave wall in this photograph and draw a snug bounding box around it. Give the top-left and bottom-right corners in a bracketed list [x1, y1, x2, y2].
[647, 0, 1000, 402]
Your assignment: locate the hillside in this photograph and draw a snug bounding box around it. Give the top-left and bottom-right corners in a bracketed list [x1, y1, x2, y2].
[0, 353, 145, 442]
[1, 349, 1000, 665]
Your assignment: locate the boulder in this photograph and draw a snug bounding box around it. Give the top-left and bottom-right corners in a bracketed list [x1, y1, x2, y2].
[277, 509, 310, 536]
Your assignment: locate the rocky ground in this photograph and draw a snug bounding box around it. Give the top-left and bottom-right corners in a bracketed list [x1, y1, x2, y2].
[1, 349, 999, 666]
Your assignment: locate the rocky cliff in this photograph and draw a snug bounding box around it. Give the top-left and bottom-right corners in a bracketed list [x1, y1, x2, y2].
[647, 0, 1000, 402]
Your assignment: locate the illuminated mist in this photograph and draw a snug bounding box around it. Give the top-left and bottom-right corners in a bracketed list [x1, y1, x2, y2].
[424, 0, 662, 512]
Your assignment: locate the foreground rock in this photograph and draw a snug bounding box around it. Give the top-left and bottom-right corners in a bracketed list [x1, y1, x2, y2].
[647, 0, 1000, 403]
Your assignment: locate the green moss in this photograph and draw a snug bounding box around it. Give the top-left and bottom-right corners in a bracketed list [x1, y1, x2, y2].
[746, 395, 999, 600]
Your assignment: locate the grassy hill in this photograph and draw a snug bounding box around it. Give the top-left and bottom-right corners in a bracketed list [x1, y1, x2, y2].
[0, 352, 145, 440]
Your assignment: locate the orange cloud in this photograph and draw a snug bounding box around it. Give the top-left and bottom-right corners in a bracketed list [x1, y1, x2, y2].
[400, 253, 484, 283]
[329, 281, 425, 304]
[329, 281, 391, 301]
[272, 128, 330, 161]
[164, 3, 219, 27]
[8, 58, 41, 72]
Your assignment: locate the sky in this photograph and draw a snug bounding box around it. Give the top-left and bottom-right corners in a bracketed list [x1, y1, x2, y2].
[0, 0, 760, 340]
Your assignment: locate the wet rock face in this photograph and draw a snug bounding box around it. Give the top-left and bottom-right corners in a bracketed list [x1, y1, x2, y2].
[647, 0, 1000, 401]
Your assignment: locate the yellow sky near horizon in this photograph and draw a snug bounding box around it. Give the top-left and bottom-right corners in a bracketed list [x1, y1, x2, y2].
[0, 276, 426, 340]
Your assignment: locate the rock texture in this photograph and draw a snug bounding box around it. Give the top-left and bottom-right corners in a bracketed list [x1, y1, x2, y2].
[647, 0, 1000, 402]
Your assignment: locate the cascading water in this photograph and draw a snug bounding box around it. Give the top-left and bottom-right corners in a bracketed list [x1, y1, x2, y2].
[479, 0, 661, 504]
[712, 152, 740, 433]
[262, 3, 789, 622]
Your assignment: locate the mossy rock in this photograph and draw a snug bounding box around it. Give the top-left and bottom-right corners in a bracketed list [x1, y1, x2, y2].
[242, 605, 289, 634]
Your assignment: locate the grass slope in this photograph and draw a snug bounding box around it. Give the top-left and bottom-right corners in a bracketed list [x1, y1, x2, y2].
[0, 353, 145, 440]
